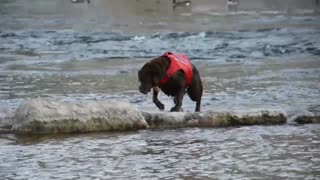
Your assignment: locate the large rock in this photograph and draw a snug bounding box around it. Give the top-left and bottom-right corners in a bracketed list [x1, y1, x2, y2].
[12, 99, 319, 135]
[13, 99, 148, 134]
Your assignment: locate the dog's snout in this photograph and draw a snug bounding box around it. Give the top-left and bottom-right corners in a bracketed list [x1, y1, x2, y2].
[139, 86, 148, 94]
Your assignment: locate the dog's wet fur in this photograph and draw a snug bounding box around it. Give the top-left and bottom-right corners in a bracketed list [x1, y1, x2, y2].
[138, 55, 203, 112]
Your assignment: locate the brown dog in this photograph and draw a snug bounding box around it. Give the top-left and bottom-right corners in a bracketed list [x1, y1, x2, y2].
[138, 52, 203, 112]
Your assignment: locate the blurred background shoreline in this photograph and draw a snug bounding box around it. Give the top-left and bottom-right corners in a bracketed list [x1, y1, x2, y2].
[1, 0, 320, 32]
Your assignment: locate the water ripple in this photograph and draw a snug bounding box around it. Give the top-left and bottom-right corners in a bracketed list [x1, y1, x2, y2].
[1, 29, 319, 64]
[1, 125, 319, 179]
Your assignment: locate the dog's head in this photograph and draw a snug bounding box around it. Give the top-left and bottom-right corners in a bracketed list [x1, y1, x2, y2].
[138, 57, 168, 94]
[138, 63, 157, 94]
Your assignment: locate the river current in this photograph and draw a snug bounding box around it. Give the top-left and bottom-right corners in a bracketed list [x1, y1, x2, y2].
[0, 0, 320, 179]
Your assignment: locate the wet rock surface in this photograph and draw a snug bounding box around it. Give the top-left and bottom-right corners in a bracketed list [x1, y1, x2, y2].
[1, 99, 316, 135]
[13, 99, 148, 134]
[143, 110, 287, 129]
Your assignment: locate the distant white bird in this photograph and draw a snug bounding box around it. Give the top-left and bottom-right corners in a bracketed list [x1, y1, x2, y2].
[227, 0, 239, 6]
[227, 0, 239, 11]
[173, 0, 192, 9]
[71, 0, 90, 3]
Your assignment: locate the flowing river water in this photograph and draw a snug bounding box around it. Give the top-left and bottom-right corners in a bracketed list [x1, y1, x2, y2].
[0, 0, 320, 179]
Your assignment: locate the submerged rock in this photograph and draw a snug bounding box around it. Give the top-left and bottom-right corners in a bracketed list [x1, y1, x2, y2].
[287, 109, 320, 125]
[293, 115, 320, 124]
[13, 99, 148, 134]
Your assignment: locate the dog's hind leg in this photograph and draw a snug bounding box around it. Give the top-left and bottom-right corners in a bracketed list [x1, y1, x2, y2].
[153, 87, 165, 110]
[187, 65, 203, 112]
[187, 87, 202, 112]
[187, 83, 202, 112]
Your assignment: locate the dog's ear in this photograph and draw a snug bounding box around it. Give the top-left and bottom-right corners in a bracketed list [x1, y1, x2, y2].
[151, 64, 163, 85]
[153, 76, 160, 85]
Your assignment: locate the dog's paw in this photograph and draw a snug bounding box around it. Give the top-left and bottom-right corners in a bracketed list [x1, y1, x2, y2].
[156, 103, 165, 111]
[159, 104, 165, 111]
[170, 107, 182, 112]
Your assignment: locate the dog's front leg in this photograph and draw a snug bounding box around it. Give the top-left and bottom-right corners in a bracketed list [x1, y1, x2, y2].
[153, 87, 165, 110]
[170, 89, 184, 112]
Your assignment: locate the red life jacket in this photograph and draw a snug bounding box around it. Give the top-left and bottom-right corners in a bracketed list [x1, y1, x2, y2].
[159, 52, 193, 87]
